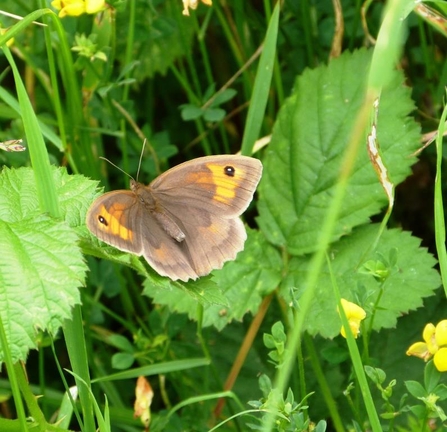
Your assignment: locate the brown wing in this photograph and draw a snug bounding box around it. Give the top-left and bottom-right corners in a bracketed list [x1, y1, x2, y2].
[143, 203, 247, 279]
[86, 190, 200, 281]
[139, 219, 199, 282]
[86, 191, 145, 255]
[149, 155, 263, 217]
[146, 155, 262, 279]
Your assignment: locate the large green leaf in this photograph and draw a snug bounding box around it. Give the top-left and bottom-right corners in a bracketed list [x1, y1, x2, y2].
[147, 229, 281, 328]
[256, 48, 440, 338]
[257, 48, 421, 254]
[0, 166, 94, 362]
[281, 225, 440, 338]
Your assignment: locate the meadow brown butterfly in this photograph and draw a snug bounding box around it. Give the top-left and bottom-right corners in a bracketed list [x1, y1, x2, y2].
[86, 155, 263, 282]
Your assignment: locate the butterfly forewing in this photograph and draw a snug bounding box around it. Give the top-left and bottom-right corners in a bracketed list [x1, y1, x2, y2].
[86, 191, 144, 254]
[150, 155, 262, 217]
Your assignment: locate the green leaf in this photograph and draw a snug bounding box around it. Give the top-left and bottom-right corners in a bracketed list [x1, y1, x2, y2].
[0, 166, 97, 228]
[268, 352, 280, 363]
[203, 83, 216, 101]
[143, 273, 228, 307]
[111, 353, 135, 370]
[263, 334, 276, 349]
[146, 229, 281, 328]
[93, 358, 210, 382]
[258, 374, 272, 398]
[82, 239, 150, 278]
[314, 420, 328, 432]
[365, 366, 386, 385]
[271, 321, 286, 343]
[202, 228, 281, 328]
[409, 405, 425, 418]
[180, 104, 203, 121]
[4, 46, 60, 218]
[424, 360, 441, 393]
[282, 225, 440, 337]
[0, 166, 92, 362]
[210, 89, 237, 107]
[320, 344, 349, 364]
[405, 380, 427, 399]
[240, 2, 279, 156]
[203, 108, 226, 122]
[433, 384, 447, 401]
[106, 334, 135, 353]
[257, 48, 421, 254]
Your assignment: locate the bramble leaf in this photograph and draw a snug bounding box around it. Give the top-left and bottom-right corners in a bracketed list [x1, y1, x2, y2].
[256, 48, 439, 337]
[0, 166, 94, 362]
[257, 48, 420, 253]
[281, 225, 440, 338]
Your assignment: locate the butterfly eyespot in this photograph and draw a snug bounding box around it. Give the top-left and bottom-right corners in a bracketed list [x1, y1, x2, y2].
[98, 215, 108, 226]
[224, 165, 235, 177]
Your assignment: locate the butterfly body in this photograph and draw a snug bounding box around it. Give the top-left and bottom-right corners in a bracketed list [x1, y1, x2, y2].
[131, 180, 186, 242]
[86, 155, 263, 282]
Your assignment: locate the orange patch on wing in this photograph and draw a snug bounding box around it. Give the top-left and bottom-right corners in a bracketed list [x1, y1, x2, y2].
[203, 163, 246, 205]
[210, 162, 244, 204]
[201, 222, 220, 234]
[190, 162, 246, 205]
[213, 184, 236, 204]
[111, 201, 130, 212]
[153, 243, 170, 261]
[98, 204, 134, 241]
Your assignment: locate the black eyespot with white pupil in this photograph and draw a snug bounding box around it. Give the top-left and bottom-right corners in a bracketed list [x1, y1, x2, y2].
[98, 215, 108, 226]
[224, 165, 235, 177]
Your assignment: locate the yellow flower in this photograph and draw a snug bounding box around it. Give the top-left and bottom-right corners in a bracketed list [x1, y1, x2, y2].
[51, 0, 85, 17]
[435, 320, 447, 346]
[407, 320, 447, 372]
[51, 0, 105, 18]
[406, 341, 431, 361]
[338, 299, 366, 339]
[434, 348, 447, 372]
[85, 0, 106, 14]
[423, 323, 437, 354]
[182, 0, 212, 16]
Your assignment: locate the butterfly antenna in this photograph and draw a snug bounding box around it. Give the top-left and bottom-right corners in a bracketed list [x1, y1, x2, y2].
[99, 157, 135, 181]
[136, 139, 147, 181]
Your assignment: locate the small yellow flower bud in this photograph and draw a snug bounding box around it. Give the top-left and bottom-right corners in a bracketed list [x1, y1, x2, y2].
[338, 299, 366, 339]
